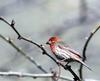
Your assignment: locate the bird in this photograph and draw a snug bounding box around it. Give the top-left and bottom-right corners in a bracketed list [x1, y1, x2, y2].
[46, 36, 91, 70]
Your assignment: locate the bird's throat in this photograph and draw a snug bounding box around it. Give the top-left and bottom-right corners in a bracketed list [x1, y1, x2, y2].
[50, 44, 56, 53]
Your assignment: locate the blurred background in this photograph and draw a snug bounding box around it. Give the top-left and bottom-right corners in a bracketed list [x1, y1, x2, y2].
[0, 0, 100, 81]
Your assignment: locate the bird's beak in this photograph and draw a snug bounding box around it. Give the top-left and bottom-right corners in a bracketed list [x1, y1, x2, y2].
[46, 41, 50, 45]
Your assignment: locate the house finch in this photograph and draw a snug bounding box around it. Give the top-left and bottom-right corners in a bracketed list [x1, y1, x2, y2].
[46, 36, 91, 70]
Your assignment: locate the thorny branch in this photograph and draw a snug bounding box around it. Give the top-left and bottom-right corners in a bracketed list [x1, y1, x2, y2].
[79, 26, 100, 79]
[0, 17, 81, 81]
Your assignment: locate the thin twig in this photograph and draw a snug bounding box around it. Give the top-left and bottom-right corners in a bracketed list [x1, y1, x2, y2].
[0, 71, 72, 81]
[0, 34, 47, 73]
[0, 36, 72, 81]
[0, 17, 81, 81]
[79, 26, 100, 79]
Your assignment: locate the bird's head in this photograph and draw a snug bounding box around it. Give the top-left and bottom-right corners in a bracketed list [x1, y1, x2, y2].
[46, 36, 61, 45]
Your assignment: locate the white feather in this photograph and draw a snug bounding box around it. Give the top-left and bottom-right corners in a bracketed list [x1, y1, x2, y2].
[55, 46, 70, 59]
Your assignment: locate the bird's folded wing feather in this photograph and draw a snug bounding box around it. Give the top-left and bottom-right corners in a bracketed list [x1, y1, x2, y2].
[57, 41, 82, 58]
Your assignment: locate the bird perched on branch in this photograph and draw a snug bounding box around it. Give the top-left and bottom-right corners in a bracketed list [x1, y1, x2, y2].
[46, 36, 91, 70]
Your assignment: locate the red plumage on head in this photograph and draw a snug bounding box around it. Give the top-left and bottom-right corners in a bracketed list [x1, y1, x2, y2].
[48, 36, 61, 43]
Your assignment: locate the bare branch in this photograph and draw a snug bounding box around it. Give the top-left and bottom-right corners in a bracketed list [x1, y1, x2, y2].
[0, 71, 72, 81]
[79, 26, 100, 79]
[0, 17, 81, 81]
[0, 34, 47, 73]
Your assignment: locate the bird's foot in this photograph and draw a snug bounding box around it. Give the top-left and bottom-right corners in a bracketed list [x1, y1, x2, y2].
[56, 60, 64, 65]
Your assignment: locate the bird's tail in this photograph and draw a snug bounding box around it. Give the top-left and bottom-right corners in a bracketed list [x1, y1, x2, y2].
[78, 59, 92, 71]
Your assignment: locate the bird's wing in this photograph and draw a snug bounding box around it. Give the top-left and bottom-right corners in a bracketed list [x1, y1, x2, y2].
[57, 41, 82, 58]
[56, 42, 91, 70]
[54, 45, 71, 59]
[64, 46, 82, 58]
